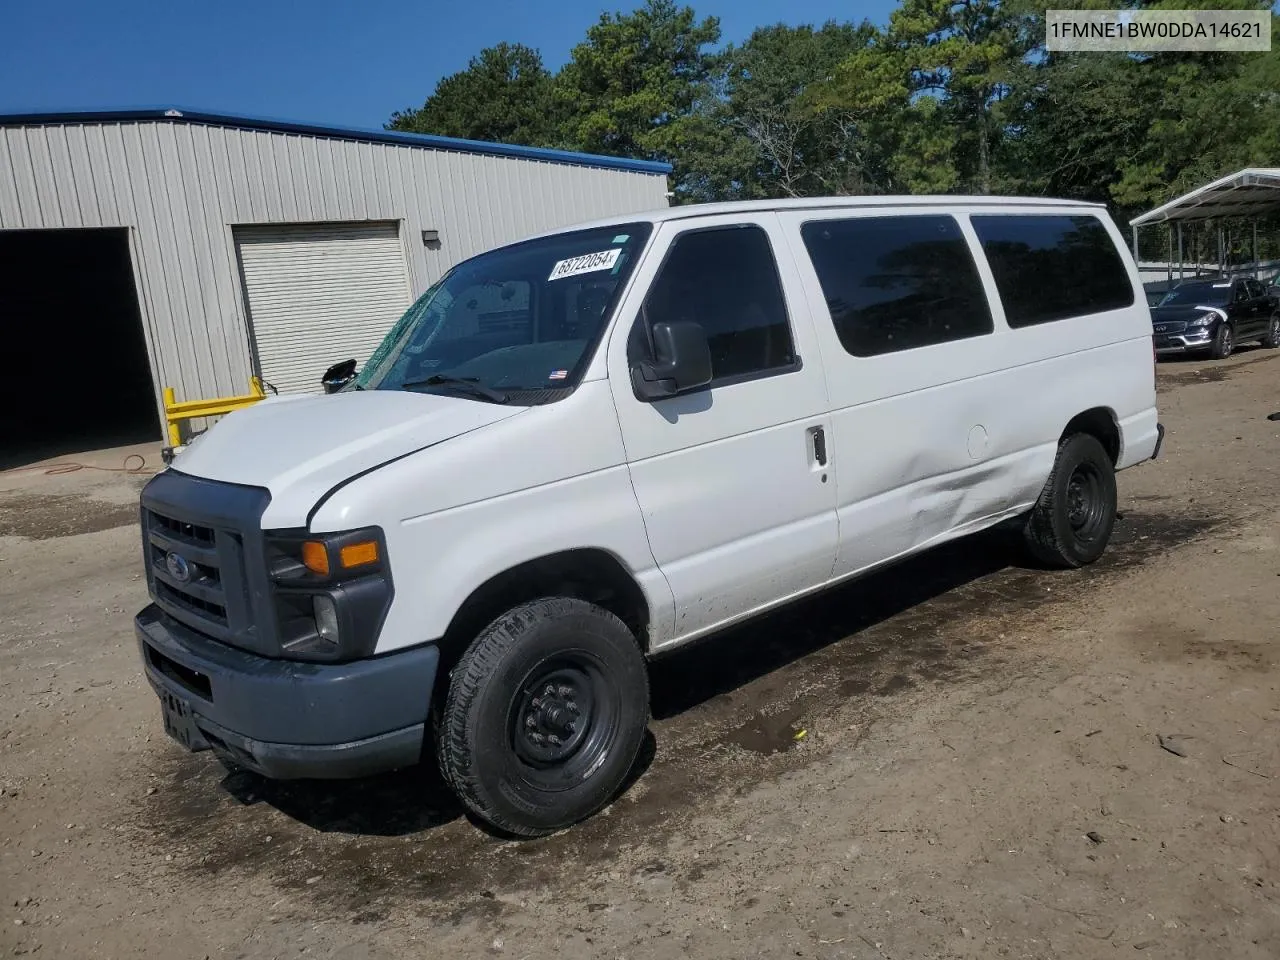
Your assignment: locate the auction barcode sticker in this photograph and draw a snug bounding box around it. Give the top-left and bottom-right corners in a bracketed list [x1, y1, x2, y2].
[1046, 9, 1271, 52]
[548, 248, 622, 281]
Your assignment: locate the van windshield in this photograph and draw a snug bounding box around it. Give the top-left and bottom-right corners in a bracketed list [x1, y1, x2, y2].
[356, 223, 652, 401]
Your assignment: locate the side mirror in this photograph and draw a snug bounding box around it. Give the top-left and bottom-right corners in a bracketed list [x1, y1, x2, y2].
[631, 321, 713, 401]
[321, 359, 358, 394]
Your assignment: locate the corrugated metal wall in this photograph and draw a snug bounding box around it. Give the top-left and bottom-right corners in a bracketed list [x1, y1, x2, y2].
[0, 119, 669, 406]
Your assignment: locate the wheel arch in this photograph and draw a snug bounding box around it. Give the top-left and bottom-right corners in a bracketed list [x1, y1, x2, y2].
[1061, 407, 1121, 466]
[435, 547, 653, 683]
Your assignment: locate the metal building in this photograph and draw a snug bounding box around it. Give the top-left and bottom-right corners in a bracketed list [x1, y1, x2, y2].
[0, 107, 671, 458]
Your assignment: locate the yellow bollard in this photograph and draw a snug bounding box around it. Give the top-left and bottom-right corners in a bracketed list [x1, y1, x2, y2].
[163, 387, 181, 447]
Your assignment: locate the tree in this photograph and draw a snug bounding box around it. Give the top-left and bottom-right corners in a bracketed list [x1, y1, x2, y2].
[1005, 3, 1280, 219]
[879, 0, 1034, 194]
[723, 22, 889, 197]
[388, 43, 558, 146]
[555, 0, 722, 199]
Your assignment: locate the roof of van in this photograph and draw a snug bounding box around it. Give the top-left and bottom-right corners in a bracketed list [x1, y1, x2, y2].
[537, 194, 1108, 237]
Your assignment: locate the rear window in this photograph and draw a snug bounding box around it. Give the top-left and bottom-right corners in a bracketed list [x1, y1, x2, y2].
[970, 214, 1134, 328]
[799, 215, 994, 357]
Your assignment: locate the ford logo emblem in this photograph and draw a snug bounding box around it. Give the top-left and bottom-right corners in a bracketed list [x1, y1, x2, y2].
[165, 552, 192, 583]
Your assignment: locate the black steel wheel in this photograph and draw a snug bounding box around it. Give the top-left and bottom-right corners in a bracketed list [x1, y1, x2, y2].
[438, 597, 649, 837]
[1024, 433, 1118, 569]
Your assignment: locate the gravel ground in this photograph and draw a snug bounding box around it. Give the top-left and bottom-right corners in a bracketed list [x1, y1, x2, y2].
[2, 349, 1279, 960]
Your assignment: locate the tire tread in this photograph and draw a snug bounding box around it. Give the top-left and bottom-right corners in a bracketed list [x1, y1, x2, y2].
[1023, 433, 1116, 570]
[438, 597, 648, 838]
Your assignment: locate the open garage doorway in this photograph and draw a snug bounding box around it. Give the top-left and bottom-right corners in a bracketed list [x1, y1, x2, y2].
[0, 228, 160, 468]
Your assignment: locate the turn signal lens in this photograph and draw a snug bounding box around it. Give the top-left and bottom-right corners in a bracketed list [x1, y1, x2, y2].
[339, 540, 379, 569]
[301, 541, 330, 576]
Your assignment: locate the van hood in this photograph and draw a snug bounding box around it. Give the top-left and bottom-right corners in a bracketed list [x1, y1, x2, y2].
[171, 390, 525, 528]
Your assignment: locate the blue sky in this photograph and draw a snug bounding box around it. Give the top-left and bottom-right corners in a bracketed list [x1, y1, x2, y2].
[3, 0, 899, 129]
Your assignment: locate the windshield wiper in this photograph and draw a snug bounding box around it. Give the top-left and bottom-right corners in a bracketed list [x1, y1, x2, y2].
[401, 375, 509, 404]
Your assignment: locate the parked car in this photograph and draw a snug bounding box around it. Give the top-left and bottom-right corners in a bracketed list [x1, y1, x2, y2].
[134, 197, 1162, 837]
[1151, 277, 1280, 359]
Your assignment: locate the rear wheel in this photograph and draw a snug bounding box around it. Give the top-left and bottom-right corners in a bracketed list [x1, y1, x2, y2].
[1023, 433, 1117, 569]
[438, 597, 649, 837]
[1262, 314, 1280, 349]
[1209, 322, 1234, 359]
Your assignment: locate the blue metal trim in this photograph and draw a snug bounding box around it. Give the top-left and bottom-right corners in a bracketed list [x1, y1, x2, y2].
[0, 105, 675, 175]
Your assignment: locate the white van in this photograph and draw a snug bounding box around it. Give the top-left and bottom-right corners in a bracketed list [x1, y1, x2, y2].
[135, 197, 1162, 837]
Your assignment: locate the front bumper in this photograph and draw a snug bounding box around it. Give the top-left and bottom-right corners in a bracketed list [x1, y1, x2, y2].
[136, 604, 438, 779]
[1154, 330, 1213, 354]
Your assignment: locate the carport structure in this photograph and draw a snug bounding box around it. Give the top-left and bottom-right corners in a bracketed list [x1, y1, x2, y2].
[1130, 168, 1280, 287]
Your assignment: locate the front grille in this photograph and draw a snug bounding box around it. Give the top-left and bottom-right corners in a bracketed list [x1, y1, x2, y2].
[155, 578, 228, 622]
[150, 511, 215, 546]
[139, 470, 274, 656]
[1154, 321, 1188, 334]
[146, 505, 229, 630]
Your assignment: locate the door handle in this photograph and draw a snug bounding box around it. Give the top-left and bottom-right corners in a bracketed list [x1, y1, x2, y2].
[811, 425, 828, 467]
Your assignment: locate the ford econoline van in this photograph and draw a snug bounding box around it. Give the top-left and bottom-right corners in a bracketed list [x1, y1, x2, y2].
[135, 197, 1163, 837]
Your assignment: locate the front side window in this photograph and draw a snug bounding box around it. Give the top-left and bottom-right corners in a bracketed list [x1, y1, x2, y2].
[356, 223, 652, 401]
[635, 225, 796, 383]
[799, 215, 993, 357]
[971, 214, 1134, 328]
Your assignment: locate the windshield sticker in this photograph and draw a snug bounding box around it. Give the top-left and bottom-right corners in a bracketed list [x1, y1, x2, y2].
[612, 234, 630, 243]
[549, 369, 568, 381]
[548, 248, 622, 281]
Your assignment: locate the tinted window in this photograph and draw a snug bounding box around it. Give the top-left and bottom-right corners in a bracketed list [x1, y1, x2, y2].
[1158, 281, 1231, 307]
[971, 215, 1134, 327]
[799, 215, 993, 357]
[1245, 279, 1265, 300]
[639, 225, 795, 382]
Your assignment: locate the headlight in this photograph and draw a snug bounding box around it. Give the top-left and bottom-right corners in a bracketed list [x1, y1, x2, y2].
[312, 596, 341, 647]
[1187, 313, 1216, 328]
[264, 527, 393, 662]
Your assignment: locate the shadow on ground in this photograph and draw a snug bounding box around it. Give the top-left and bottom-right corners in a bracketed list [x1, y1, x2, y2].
[132, 508, 1226, 916]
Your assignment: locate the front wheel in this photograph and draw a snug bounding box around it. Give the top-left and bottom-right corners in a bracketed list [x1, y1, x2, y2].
[1023, 433, 1118, 569]
[438, 597, 649, 838]
[1209, 322, 1234, 359]
[1262, 314, 1280, 349]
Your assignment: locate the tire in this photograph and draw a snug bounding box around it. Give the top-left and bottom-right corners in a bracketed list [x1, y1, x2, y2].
[1208, 322, 1234, 359]
[1023, 433, 1118, 569]
[1262, 314, 1280, 349]
[438, 597, 649, 838]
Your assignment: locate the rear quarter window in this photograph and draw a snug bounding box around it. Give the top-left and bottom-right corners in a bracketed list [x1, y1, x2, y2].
[970, 214, 1134, 328]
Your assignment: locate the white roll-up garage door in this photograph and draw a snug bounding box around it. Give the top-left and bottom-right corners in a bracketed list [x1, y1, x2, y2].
[235, 221, 412, 395]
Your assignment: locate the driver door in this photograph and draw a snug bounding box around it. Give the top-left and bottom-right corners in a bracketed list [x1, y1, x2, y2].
[606, 214, 838, 645]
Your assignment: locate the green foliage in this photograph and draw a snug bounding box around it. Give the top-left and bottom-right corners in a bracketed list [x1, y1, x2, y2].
[388, 1, 1280, 218]
[388, 43, 557, 145]
[723, 22, 890, 197]
[554, 0, 723, 199]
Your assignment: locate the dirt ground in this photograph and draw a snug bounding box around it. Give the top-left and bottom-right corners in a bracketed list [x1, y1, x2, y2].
[3, 351, 1280, 960]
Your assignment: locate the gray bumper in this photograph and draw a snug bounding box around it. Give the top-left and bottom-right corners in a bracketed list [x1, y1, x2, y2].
[136, 604, 438, 780]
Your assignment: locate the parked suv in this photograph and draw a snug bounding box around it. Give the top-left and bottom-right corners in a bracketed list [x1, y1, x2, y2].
[135, 197, 1162, 837]
[1151, 276, 1280, 358]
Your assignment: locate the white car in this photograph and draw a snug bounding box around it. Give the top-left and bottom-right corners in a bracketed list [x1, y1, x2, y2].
[135, 196, 1162, 837]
